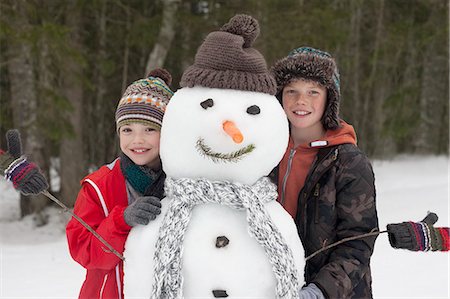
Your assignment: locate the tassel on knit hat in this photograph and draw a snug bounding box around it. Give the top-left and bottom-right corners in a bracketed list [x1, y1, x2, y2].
[272, 47, 341, 130]
[115, 68, 174, 131]
[180, 14, 277, 95]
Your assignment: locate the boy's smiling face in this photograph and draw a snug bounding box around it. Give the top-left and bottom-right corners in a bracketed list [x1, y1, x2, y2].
[119, 123, 161, 168]
[282, 79, 327, 133]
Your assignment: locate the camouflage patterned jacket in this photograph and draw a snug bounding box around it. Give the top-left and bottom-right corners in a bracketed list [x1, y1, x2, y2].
[270, 143, 378, 299]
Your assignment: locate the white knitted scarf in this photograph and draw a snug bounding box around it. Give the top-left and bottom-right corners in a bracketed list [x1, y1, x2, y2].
[150, 176, 299, 299]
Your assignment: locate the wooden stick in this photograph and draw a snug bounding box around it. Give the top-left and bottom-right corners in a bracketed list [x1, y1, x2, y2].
[305, 229, 386, 262]
[42, 190, 124, 261]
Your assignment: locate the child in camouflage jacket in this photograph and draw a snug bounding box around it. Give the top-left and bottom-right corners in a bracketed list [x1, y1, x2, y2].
[271, 47, 379, 299]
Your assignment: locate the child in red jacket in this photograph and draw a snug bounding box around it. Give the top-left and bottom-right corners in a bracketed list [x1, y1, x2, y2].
[66, 68, 174, 299]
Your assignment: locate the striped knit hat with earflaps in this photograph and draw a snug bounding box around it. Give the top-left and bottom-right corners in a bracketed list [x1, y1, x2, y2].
[115, 68, 174, 131]
[180, 14, 277, 95]
[272, 47, 341, 130]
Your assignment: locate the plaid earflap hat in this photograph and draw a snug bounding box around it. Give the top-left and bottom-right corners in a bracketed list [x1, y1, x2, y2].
[115, 68, 174, 131]
[180, 14, 277, 95]
[272, 47, 341, 130]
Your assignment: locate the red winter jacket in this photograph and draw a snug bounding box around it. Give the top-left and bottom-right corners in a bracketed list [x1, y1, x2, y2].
[66, 159, 132, 299]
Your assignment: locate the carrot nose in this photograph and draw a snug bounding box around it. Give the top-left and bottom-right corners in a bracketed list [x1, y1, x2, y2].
[223, 120, 243, 144]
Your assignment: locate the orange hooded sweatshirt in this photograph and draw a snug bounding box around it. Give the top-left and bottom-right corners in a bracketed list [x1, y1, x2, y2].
[277, 121, 357, 218]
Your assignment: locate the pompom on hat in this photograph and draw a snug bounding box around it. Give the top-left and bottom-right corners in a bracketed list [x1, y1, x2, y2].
[180, 14, 277, 95]
[115, 68, 174, 131]
[272, 46, 341, 130]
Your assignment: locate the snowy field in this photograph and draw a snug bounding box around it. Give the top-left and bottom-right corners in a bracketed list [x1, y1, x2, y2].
[0, 155, 448, 299]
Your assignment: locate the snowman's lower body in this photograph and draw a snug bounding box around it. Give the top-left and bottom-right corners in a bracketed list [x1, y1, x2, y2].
[123, 199, 304, 298]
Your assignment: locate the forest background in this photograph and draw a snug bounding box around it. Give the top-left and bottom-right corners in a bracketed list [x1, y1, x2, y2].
[0, 0, 448, 222]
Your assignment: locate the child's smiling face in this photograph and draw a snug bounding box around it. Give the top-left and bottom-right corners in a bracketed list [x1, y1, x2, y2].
[119, 123, 161, 168]
[282, 79, 327, 132]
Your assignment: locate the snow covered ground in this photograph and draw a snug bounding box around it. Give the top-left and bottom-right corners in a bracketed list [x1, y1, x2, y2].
[0, 155, 448, 299]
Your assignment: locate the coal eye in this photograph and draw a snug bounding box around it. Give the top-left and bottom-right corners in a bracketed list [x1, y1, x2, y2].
[200, 98, 214, 109]
[246, 105, 260, 115]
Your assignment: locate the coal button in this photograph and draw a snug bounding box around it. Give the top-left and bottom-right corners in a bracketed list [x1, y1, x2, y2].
[212, 289, 228, 298]
[215, 236, 229, 248]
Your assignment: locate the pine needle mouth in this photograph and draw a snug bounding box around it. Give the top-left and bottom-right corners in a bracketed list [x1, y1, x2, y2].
[196, 137, 255, 163]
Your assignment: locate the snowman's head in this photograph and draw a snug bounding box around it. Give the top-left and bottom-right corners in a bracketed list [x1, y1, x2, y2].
[160, 14, 288, 185]
[160, 87, 288, 185]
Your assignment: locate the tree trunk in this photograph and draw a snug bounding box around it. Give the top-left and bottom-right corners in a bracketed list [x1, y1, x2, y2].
[59, 0, 86, 207]
[121, 3, 131, 94]
[415, 6, 449, 154]
[89, 0, 108, 166]
[360, 0, 385, 155]
[7, 0, 48, 222]
[348, 0, 362, 127]
[145, 0, 180, 74]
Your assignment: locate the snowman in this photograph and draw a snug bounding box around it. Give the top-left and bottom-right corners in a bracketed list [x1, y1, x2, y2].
[124, 14, 305, 299]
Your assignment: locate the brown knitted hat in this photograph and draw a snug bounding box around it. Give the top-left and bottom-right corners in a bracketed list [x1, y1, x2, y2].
[272, 47, 341, 130]
[180, 14, 276, 95]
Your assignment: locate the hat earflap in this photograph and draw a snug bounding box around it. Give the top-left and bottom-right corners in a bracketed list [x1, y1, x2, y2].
[322, 90, 340, 130]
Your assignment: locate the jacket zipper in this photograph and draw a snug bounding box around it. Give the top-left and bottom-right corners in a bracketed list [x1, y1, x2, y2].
[280, 148, 296, 206]
[302, 148, 339, 239]
[314, 183, 320, 224]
